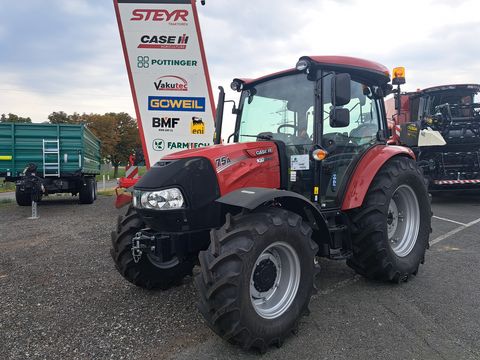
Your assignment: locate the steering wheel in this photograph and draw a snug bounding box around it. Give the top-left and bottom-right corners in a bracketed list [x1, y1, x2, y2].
[277, 124, 298, 134]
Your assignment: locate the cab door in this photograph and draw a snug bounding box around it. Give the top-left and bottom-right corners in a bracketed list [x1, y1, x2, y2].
[318, 74, 383, 208]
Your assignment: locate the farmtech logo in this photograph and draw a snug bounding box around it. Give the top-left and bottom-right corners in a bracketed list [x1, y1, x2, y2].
[152, 139, 210, 151]
[138, 34, 189, 50]
[130, 9, 188, 26]
[154, 76, 188, 91]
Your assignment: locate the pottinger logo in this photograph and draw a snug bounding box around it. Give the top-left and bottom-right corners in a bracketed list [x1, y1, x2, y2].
[191, 117, 205, 135]
[154, 76, 188, 91]
[148, 96, 205, 112]
[130, 9, 188, 24]
[138, 34, 189, 50]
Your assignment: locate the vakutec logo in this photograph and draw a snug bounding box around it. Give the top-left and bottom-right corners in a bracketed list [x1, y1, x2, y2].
[138, 34, 189, 49]
[154, 75, 188, 91]
[148, 96, 205, 112]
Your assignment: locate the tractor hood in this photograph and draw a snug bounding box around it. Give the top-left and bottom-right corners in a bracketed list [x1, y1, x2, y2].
[133, 141, 281, 233]
[136, 141, 281, 196]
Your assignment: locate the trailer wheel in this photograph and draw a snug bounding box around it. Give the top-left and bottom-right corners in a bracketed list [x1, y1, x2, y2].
[110, 206, 195, 290]
[15, 187, 31, 206]
[79, 177, 95, 204]
[347, 156, 431, 283]
[195, 208, 319, 352]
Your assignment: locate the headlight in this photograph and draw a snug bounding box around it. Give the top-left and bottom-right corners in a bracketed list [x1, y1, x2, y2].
[134, 188, 185, 210]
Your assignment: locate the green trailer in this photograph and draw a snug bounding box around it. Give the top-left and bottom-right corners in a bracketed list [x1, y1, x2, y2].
[0, 123, 101, 205]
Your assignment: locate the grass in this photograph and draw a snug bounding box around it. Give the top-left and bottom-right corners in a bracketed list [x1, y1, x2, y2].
[96, 166, 147, 181]
[0, 179, 15, 193]
[97, 189, 116, 196]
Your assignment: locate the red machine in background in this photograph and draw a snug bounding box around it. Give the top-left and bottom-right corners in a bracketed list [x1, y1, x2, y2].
[385, 82, 480, 190]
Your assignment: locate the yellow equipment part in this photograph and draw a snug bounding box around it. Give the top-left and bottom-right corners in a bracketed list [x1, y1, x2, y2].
[0, 155, 13, 161]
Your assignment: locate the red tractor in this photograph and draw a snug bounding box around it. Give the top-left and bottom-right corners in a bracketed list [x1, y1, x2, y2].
[111, 56, 431, 352]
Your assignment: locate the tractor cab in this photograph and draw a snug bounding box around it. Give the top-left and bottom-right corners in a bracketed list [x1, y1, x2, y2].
[225, 56, 391, 208]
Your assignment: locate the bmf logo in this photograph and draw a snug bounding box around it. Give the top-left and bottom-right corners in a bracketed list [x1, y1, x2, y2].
[148, 96, 205, 112]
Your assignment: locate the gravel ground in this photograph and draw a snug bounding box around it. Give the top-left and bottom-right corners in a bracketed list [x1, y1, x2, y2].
[0, 196, 210, 359]
[1, 193, 480, 359]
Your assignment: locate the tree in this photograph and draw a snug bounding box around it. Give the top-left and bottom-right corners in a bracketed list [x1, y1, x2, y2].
[0, 113, 32, 123]
[48, 111, 82, 124]
[82, 112, 140, 178]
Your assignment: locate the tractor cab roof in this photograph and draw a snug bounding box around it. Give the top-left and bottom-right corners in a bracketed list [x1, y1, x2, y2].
[237, 56, 391, 88]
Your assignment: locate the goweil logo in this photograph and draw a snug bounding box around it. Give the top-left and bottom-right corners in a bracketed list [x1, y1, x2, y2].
[148, 96, 205, 112]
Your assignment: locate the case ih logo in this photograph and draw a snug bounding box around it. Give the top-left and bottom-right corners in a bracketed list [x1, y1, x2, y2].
[148, 96, 205, 112]
[130, 9, 188, 25]
[138, 34, 189, 50]
[154, 76, 188, 91]
[152, 117, 180, 132]
[191, 117, 205, 135]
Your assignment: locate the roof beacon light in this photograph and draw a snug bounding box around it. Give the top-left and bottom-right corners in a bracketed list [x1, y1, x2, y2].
[296, 59, 310, 72]
[392, 67, 406, 85]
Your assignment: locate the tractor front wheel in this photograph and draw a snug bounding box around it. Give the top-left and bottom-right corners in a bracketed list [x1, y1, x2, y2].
[347, 156, 431, 282]
[195, 208, 319, 352]
[110, 206, 195, 290]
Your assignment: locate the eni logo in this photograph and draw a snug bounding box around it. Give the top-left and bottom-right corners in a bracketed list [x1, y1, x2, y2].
[148, 96, 205, 112]
[191, 117, 205, 134]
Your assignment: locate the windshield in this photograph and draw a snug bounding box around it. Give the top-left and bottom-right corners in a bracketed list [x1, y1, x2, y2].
[237, 73, 314, 146]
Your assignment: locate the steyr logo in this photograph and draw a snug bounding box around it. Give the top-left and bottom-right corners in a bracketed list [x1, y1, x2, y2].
[191, 117, 205, 134]
[148, 96, 205, 112]
[152, 139, 165, 151]
[152, 117, 179, 132]
[154, 76, 188, 91]
[130, 9, 188, 25]
[138, 34, 189, 50]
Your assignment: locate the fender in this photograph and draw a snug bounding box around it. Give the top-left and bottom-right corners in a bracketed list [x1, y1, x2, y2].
[341, 145, 415, 210]
[216, 187, 330, 243]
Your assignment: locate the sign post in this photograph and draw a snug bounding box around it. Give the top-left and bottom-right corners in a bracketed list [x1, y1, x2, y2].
[114, 0, 216, 168]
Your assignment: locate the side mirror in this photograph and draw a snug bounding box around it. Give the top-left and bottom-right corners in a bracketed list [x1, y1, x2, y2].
[330, 108, 350, 128]
[331, 73, 351, 106]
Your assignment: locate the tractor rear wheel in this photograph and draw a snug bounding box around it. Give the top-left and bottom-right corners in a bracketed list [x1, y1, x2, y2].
[195, 208, 319, 352]
[110, 206, 195, 290]
[347, 156, 431, 282]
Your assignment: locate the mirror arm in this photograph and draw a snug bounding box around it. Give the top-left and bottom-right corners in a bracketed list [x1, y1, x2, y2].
[214, 86, 225, 144]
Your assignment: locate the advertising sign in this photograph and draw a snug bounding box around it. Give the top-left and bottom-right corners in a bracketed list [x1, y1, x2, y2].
[114, 0, 215, 167]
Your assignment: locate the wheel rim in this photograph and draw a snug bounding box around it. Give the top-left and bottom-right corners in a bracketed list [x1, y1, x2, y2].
[250, 241, 301, 319]
[387, 184, 420, 257]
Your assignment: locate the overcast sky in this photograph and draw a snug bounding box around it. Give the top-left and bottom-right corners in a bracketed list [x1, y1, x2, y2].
[1, 0, 479, 125]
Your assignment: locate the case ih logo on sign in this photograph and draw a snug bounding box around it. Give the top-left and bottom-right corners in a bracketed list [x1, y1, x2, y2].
[138, 34, 189, 49]
[130, 9, 188, 25]
[154, 75, 188, 91]
[148, 96, 205, 112]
